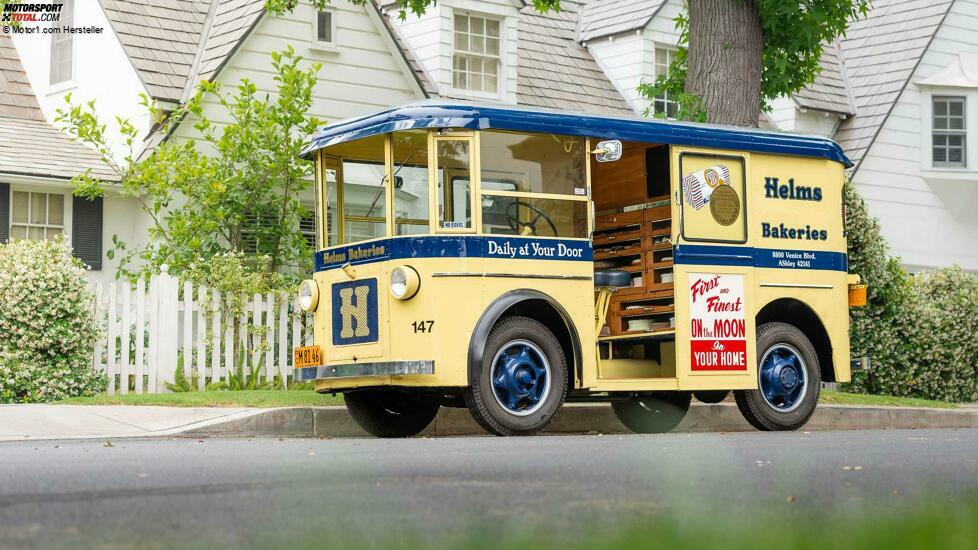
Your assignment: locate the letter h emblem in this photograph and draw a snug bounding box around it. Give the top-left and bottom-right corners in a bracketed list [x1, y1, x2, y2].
[331, 279, 379, 345]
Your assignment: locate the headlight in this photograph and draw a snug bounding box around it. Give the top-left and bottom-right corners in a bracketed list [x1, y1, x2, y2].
[390, 266, 420, 300]
[298, 279, 319, 312]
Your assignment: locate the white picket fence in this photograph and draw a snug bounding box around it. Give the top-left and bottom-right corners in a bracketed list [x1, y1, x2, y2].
[90, 268, 313, 394]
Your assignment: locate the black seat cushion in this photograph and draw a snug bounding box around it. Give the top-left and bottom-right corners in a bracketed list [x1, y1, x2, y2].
[594, 269, 632, 288]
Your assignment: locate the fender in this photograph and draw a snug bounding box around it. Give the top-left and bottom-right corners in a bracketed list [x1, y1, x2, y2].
[467, 289, 583, 387]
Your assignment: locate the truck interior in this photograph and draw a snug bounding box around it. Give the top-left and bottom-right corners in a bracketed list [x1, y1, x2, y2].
[590, 140, 678, 384]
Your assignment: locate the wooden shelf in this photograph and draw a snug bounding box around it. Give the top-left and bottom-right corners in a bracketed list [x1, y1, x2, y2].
[620, 305, 674, 317]
[593, 230, 642, 246]
[594, 245, 642, 261]
[595, 201, 676, 337]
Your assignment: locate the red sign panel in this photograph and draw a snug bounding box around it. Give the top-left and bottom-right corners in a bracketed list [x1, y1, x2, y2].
[689, 274, 748, 372]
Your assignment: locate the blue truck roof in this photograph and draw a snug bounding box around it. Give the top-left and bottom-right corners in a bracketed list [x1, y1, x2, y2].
[302, 101, 853, 168]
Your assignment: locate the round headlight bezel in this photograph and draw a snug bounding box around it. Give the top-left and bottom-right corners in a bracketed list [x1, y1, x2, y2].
[389, 266, 420, 300]
[298, 279, 319, 312]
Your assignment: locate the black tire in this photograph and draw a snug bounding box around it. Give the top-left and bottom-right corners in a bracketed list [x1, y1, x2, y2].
[344, 390, 440, 438]
[693, 390, 730, 404]
[611, 392, 692, 434]
[735, 322, 821, 431]
[464, 316, 568, 436]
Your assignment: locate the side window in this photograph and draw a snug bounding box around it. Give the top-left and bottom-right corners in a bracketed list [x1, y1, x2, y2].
[322, 156, 340, 247]
[340, 134, 387, 244]
[678, 153, 747, 243]
[392, 130, 430, 235]
[479, 131, 588, 238]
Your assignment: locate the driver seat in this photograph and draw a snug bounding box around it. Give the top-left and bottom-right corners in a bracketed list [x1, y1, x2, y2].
[593, 269, 631, 339]
[594, 269, 632, 288]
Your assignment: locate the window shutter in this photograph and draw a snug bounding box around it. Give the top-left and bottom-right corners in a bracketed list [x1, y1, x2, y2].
[0, 183, 8, 244]
[71, 195, 103, 270]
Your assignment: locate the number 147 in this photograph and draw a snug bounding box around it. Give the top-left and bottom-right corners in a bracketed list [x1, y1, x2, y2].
[412, 320, 434, 333]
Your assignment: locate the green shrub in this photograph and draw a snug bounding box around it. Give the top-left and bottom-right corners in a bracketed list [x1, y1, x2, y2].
[0, 238, 105, 403]
[845, 184, 978, 402]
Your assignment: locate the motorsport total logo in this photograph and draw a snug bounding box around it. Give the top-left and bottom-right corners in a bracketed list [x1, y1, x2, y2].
[2, 3, 63, 22]
[2, 1, 103, 34]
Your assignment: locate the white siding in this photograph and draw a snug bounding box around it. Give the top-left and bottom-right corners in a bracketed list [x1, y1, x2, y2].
[585, 0, 682, 116]
[852, 0, 978, 272]
[174, 0, 422, 139]
[586, 31, 650, 114]
[392, 0, 520, 103]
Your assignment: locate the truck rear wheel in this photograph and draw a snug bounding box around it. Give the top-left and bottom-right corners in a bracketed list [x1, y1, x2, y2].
[735, 322, 821, 431]
[611, 392, 692, 433]
[464, 316, 568, 436]
[344, 390, 440, 438]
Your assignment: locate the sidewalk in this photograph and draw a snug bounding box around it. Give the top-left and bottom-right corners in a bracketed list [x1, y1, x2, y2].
[3, 402, 978, 441]
[0, 405, 266, 441]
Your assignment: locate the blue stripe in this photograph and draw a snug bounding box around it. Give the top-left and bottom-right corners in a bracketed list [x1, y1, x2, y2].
[302, 101, 853, 168]
[675, 244, 848, 272]
[314, 235, 593, 272]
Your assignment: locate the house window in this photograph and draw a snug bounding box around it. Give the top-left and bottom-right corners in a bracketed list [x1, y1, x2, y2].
[10, 191, 64, 241]
[453, 13, 500, 94]
[652, 46, 678, 118]
[932, 96, 966, 167]
[313, 10, 335, 47]
[299, 207, 316, 249]
[50, 0, 73, 84]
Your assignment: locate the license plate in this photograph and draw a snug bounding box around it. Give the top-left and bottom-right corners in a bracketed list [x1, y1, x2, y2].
[294, 346, 322, 368]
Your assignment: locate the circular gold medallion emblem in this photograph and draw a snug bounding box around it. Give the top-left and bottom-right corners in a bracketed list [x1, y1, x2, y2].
[709, 185, 740, 226]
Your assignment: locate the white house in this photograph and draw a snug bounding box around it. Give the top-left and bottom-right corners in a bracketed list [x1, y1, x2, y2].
[3, 0, 976, 281]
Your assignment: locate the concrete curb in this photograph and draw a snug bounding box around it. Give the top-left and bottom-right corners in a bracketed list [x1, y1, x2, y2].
[181, 403, 978, 439]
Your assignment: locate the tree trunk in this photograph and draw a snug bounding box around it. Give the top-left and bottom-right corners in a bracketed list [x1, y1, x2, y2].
[685, 0, 764, 127]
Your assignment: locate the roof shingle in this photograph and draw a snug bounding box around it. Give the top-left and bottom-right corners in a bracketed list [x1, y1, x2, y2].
[518, 1, 633, 115]
[100, 0, 211, 102]
[577, 0, 665, 43]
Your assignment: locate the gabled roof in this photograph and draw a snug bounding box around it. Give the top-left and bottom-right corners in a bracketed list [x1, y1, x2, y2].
[193, 0, 264, 89]
[793, 40, 855, 116]
[100, 0, 211, 102]
[833, 0, 954, 168]
[518, 1, 634, 115]
[0, 35, 117, 181]
[577, 0, 665, 43]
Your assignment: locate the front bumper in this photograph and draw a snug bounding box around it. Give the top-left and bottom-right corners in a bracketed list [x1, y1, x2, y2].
[294, 360, 435, 382]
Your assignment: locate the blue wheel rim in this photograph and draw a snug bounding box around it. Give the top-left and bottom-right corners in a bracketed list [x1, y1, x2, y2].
[490, 339, 551, 416]
[759, 344, 808, 413]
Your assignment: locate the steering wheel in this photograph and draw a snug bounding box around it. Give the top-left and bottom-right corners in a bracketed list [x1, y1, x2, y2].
[505, 201, 559, 237]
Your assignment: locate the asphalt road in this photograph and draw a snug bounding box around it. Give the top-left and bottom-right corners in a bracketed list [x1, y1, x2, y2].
[1, 429, 977, 548]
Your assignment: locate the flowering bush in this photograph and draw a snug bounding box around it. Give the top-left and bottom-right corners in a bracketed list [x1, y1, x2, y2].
[845, 184, 978, 402]
[0, 238, 105, 403]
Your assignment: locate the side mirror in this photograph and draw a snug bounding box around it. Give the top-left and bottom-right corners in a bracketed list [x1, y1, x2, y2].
[592, 140, 622, 163]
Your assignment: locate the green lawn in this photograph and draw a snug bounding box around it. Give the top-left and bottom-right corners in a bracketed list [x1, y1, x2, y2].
[57, 389, 344, 407]
[57, 389, 957, 409]
[819, 389, 957, 409]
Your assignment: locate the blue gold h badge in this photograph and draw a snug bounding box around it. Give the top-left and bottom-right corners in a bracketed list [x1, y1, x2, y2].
[331, 279, 379, 345]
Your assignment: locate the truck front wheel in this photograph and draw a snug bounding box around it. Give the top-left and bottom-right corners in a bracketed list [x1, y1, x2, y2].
[465, 316, 568, 436]
[344, 390, 440, 438]
[735, 322, 821, 431]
